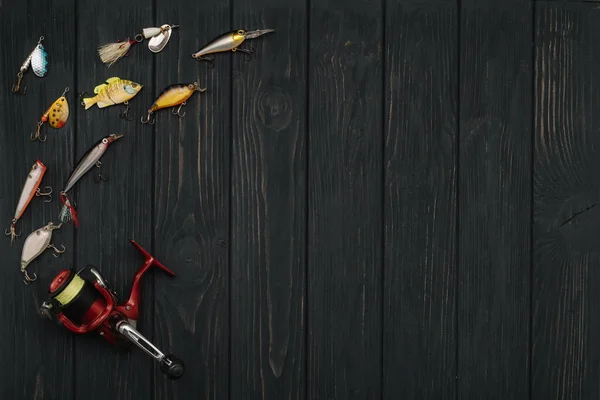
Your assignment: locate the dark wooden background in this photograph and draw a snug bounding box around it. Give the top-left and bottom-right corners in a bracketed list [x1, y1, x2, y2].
[0, 0, 596, 398]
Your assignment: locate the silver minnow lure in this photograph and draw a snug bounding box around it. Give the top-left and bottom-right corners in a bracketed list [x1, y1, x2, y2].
[20, 222, 64, 285]
[192, 29, 274, 63]
[59, 133, 123, 227]
[12, 36, 48, 94]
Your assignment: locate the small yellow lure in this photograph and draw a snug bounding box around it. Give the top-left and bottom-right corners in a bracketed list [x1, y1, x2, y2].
[31, 87, 70, 142]
[141, 82, 206, 124]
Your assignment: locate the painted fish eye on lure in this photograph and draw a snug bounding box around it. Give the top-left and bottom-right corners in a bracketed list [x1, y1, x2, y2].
[97, 24, 179, 67]
[31, 87, 70, 142]
[12, 36, 48, 94]
[141, 82, 207, 125]
[191, 28, 274, 65]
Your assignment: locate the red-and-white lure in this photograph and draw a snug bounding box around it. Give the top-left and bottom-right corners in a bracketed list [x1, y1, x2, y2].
[5, 160, 52, 242]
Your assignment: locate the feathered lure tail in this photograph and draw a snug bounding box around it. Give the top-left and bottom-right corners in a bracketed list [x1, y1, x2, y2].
[5, 219, 20, 244]
[97, 39, 136, 67]
[59, 192, 79, 227]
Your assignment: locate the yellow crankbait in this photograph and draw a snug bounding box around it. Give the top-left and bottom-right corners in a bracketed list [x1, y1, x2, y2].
[31, 87, 69, 142]
[81, 77, 143, 120]
[141, 82, 206, 125]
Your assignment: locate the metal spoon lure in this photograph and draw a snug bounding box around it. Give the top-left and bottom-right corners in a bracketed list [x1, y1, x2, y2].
[12, 36, 48, 94]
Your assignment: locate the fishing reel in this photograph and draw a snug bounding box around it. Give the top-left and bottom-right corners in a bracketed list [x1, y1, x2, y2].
[39, 240, 184, 380]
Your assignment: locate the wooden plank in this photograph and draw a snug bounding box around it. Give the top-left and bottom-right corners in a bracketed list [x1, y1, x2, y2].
[153, 2, 230, 399]
[458, 1, 532, 398]
[533, 3, 600, 398]
[230, 1, 307, 399]
[74, 1, 154, 399]
[0, 0, 74, 398]
[307, 0, 383, 398]
[383, 1, 457, 398]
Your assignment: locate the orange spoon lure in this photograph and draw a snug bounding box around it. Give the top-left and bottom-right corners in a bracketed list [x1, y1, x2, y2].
[31, 87, 70, 142]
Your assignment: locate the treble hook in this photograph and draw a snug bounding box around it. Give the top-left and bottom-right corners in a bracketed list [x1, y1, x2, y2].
[35, 186, 53, 202]
[171, 102, 187, 118]
[22, 269, 38, 285]
[48, 243, 66, 257]
[94, 161, 108, 182]
[12, 72, 26, 94]
[140, 111, 155, 125]
[5, 219, 21, 243]
[234, 46, 254, 62]
[30, 121, 46, 142]
[119, 101, 134, 121]
[192, 54, 215, 69]
[79, 91, 88, 107]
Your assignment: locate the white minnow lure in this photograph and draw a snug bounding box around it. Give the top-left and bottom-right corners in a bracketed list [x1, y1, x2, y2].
[20, 222, 64, 285]
[97, 24, 179, 67]
[59, 134, 123, 227]
[5, 160, 52, 243]
[12, 36, 48, 94]
[192, 29, 274, 64]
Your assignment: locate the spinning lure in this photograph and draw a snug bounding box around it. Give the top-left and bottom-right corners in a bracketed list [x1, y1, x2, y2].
[5, 160, 52, 243]
[31, 87, 70, 142]
[59, 134, 123, 227]
[81, 77, 142, 120]
[192, 29, 274, 65]
[141, 82, 206, 124]
[20, 222, 64, 285]
[98, 24, 179, 67]
[12, 36, 48, 94]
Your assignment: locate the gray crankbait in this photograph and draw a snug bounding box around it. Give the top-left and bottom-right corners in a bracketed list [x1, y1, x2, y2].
[59, 134, 123, 227]
[98, 24, 179, 67]
[20, 222, 64, 285]
[12, 36, 48, 94]
[192, 29, 274, 65]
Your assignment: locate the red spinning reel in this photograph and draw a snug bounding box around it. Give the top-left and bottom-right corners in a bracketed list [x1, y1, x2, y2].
[39, 240, 184, 380]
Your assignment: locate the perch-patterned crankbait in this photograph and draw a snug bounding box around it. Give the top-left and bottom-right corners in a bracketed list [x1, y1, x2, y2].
[5, 160, 52, 243]
[12, 36, 48, 94]
[98, 24, 179, 67]
[31, 87, 70, 142]
[20, 222, 64, 285]
[141, 82, 206, 124]
[81, 77, 142, 120]
[59, 134, 123, 227]
[192, 29, 274, 64]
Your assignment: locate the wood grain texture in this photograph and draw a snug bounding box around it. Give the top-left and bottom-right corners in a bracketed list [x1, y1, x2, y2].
[153, 1, 230, 399]
[230, 0, 307, 399]
[458, 1, 532, 398]
[383, 1, 457, 399]
[307, 1, 383, 398]
[0, 0, 75, 399]
[74, 1, 154, 399]
[533, 3, 600, 398]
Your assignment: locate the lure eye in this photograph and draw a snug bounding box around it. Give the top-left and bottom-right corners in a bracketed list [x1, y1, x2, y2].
[131, 83, 138, 88]
[102, 138, 108, 144]
[238, 30, 245, 36]
[188, 84, 194, 90]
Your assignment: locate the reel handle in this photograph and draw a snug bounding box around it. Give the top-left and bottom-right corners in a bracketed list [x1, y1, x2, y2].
[57, 282, 115, 334]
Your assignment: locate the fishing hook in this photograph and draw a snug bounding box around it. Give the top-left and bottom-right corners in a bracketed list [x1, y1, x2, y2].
[22, 269, 37, 285]
[35, 186, 53, 202]
[30, 121, 46, 142]
[192, 53, 215, 68]
[171, 102, 187, 118]
[94, 161, 108, 182]
[48, 243, 66, 257]
[12, 72, 26, 94]
[234, 46, 254, 62]
[141, 111, 155, 125]
[119, 101, 134, 121]
[79, 91, 89, 107]
[5, 219, 21, 241]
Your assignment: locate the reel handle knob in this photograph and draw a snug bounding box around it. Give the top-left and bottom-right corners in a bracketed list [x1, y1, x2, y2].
[160, 354, 185, 380]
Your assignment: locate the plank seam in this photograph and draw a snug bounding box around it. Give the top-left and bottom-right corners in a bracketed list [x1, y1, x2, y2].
[380, 0, 386, 398]
[72, 0, 78, 398]
[227, 1, 233, 399]
[151, 0, 157, 396]
[455, 0, 461, 398]
[304, 0, 311, 397]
